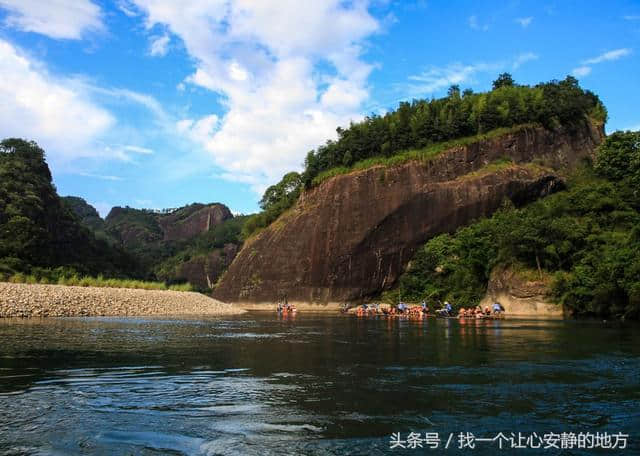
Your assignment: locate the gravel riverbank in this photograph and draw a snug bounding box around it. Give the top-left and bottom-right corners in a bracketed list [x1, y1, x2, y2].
[0, 282, 244, 317]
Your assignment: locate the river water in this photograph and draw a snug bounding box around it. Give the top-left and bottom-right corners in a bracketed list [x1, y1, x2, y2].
[0, 314, 638, 455]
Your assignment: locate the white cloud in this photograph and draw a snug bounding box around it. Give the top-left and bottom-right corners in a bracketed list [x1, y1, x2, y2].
[0, 38, 171, 173]
[0, 0, 103, 39]
[582, 48, 632, 65]
[468, 15, 489, 31]
[406, 63, 496, 94]
[130, 0, 380, 193]
[402, 53, 537, 97]
[571, 48, 632, 79]
[117, 0, 139, 17]
[77, 172, 123, 181]
[512, 52, 538, 69]
[0, 39, 114, 166]
[571, 66, 592, 77]
[149, 33, 170, 57]
[515, 16, 533, 28]
[123, 145, 153, 155]
[103, 144, 154, 162]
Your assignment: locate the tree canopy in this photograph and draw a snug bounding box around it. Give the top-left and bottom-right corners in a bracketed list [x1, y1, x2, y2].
[0, 138, 138, 278]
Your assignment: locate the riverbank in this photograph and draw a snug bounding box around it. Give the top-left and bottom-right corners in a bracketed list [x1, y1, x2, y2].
[0, 282, 245, 317]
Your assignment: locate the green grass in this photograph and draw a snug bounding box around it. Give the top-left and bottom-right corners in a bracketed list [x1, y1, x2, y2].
[457, 157, 515, 181]
[4, 273, 194, 292]
[311, 124, 538, 187]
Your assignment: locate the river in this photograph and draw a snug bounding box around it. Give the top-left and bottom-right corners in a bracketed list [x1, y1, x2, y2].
[0, 314, 638, 455]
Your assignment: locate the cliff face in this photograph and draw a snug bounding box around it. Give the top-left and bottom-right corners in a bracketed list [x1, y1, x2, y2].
[100, 203, 237, 287]
[480, 265, 562, 317]
[105, 203, 233, 249]
[158, 204, 232, 241]
[214, 121, 604, 305]
[170, 244, 238, 290]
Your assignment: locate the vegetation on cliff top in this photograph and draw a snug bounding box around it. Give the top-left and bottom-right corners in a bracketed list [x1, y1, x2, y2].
[243, 74, 607, 239]
[387, 130, 640, 319]
[0, 139, 139, 279]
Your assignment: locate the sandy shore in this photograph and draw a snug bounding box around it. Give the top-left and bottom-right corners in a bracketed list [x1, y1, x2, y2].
[0, 282, 245, 318]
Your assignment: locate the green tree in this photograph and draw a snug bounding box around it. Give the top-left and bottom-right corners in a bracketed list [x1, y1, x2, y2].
[492, 72, 515, 89]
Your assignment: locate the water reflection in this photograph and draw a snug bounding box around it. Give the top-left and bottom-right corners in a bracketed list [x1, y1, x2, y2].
[0, 315, 638, 454]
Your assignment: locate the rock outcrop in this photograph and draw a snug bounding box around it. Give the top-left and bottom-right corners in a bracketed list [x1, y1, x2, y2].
[214, 121, 604, 306]
[158, 204, 232, 241]
[105, 203, 233, 249]
[169, 243, 238, 290]
[98, 203, 237, 288]
[480, 264, 562, 317]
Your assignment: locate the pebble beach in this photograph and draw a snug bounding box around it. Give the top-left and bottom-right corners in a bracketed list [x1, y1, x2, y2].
[0, 282, 244, 318]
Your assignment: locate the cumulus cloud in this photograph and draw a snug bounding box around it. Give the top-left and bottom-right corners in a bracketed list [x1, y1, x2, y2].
[0, 39, 114, 166]
[0, 38, 168, 172]
[0, 0, 103, 39]
[515, 17, 533, 28]
[129, 0, 380, 193]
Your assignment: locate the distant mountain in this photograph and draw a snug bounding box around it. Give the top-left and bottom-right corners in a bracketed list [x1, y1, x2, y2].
[61, 196, 116, 244]
[62, 198, 245, 290]
[61, 196, 104, 231]
[0, 139, 138, 277]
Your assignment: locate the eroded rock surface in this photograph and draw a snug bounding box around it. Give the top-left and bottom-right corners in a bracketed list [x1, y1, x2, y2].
[214, 121, 603, 305]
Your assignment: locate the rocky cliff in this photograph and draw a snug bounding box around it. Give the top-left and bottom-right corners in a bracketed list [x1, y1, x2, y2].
[168, 243, 238, 290]
[480, 264, 562, 317]
[105, 203, 233, 249]
[157, 204, 232, 241]
[214, 121, 604, 306]
[57, 202, 239, 287]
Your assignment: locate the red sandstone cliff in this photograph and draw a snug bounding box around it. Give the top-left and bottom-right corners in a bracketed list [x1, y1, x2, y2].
[158, 204, 232, 241]
[213, 121, 604, 305]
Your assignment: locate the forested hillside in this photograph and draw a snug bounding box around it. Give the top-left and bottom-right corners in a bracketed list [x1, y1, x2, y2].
[389, 131, 640, 319]
[0, 139, 138, 278]
[61, 196, 114, 243]
[0, 139, 247, 289]
[65, 200, 247, 290]
[243, 74, 607, 238]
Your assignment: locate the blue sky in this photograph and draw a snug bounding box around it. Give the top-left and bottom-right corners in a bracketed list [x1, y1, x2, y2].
[0, 0, 638, 216]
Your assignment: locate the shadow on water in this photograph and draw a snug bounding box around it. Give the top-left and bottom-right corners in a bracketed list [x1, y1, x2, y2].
[0, 314, 638, 454]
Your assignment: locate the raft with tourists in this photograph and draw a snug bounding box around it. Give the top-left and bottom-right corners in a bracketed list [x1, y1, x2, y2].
[349, 300, 505, 320]
[275, 296, 297, 316]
